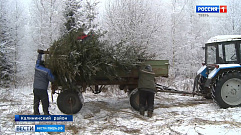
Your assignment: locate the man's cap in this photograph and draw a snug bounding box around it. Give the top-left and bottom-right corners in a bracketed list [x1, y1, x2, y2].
[144, 65, 152, 72]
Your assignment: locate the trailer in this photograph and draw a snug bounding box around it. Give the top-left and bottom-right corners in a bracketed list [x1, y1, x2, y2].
[43, 52, 169, 114]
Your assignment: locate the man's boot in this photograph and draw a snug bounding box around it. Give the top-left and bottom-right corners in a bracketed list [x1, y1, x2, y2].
[34, 112, 40, 115]
[44, 111, 51, 115]
[34, 107, 40, 115]
[147, 111, 153, 118]
[43, 102, 50, 115]
[139, 107, 145, 116]
[34, 105, 40, 115]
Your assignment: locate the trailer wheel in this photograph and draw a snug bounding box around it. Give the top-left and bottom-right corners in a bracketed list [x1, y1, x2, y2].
[213, 72, 241, 108]
[129, 89, 140, 111]
[57, 91, 83, 114]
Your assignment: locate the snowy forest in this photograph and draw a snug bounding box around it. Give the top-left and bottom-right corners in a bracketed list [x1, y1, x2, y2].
[1, 0, 241, 89]
[1, 0, 241, 134]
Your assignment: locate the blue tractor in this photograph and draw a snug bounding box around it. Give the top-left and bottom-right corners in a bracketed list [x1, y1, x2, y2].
[194, 35, 241, 108]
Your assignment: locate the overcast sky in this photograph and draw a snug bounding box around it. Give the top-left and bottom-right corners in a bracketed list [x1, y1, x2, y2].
[197, 0, 226, 5]
[17, 0, 229, 13]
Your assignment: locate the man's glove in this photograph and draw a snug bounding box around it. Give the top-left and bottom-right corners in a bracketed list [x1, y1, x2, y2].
[38, 49, 44, 54]
[51, 83, 57, 94]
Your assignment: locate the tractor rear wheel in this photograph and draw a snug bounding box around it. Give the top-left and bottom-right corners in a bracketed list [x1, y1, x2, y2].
[213, 72, 241, 108]
[57, 91, 83, 114]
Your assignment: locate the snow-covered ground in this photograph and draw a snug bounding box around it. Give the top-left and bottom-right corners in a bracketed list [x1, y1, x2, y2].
[1, 84, 241, 135]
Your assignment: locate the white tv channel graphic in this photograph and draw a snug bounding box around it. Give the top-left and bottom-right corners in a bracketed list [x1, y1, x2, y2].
[15, 125, 65, 132]
[15, 125, 35, 132]
[196, 5, 227, 17]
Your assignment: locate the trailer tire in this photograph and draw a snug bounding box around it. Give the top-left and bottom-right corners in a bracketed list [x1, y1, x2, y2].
[57, 91, 83, 114]
[129, 89, 140, 111]
[128, 85, 137, 91]
[213, 72, 241, 108]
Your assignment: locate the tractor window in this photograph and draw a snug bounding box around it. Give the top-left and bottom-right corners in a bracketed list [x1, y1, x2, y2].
[240, 43, 241, 62]
[224, 43, 237, 63]
[218, 44, 224, 63]
[206, 45, 217, 64]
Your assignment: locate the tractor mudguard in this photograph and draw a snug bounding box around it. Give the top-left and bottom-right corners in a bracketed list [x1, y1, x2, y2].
[207, 68, 219, 79]
[205, 64, 241, 88]
[197, 65, 207, 78]
[208, 64, 241, 79]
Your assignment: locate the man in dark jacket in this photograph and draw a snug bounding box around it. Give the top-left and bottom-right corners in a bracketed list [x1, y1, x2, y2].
[33, 50, 55, 115]
[138, 65, 156, 117]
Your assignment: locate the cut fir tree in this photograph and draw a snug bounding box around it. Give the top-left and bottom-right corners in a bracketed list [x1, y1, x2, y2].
[45, 29, 152, 90]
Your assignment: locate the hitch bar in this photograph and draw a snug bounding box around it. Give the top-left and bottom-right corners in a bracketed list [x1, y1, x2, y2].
[155, 83, 205, 97]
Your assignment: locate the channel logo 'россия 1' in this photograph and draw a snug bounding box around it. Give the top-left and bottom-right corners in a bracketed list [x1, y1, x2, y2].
[196, 5, 227, 17]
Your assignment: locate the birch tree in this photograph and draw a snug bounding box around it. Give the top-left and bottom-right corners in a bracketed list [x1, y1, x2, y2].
[168, 0, 210, 78]
[220, 0, 241, 35]
[104, 0, 166, 61]
[0, 0, 13, 87]
[30, 0, 64, 49]
[1, 1, 26, 88]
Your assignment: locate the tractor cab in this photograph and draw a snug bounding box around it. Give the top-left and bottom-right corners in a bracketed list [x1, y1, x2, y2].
[195, 35, 241, 108]
[205, 35, 241, 65]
